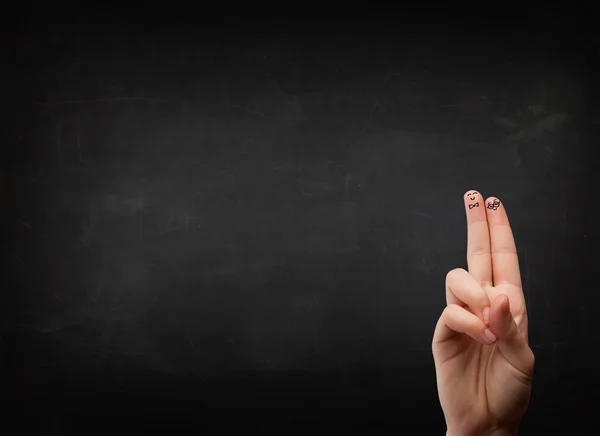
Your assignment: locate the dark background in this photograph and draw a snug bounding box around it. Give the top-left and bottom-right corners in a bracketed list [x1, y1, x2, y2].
[1, 8, 598, 434]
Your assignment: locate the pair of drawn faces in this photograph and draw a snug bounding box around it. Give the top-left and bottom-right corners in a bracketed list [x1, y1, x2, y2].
[466, 191, 501, 211]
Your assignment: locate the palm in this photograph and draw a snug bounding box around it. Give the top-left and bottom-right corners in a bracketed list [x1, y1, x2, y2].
[433, 192, 534, 435]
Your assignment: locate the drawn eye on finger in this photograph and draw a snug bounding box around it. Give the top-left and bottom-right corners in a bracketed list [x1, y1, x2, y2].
[465, 191, 480, 209]
[486, 199, 501, 211]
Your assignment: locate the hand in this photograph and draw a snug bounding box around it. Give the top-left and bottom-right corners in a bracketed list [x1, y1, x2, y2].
[432, 191, 535, 436]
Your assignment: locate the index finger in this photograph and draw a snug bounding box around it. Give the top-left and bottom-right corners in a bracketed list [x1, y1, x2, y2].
[464, 190, 492, 287]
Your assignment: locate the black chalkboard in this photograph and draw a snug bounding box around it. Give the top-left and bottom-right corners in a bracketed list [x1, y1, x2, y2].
[2, 11, 598, 434]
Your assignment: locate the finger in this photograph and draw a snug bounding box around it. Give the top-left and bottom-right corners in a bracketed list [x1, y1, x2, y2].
[433, 304, 497, 346]
[445, 268, 491, 324]
[489, 294, 535, 376]
[464, 190, 492, 287]
[484, 196, 522, 288]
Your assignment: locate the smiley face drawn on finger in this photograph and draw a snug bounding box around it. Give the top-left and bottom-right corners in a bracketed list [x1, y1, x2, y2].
[487, 199, 501, 211]
[465, 191, 479, 209]
[466, 191, 478, 201]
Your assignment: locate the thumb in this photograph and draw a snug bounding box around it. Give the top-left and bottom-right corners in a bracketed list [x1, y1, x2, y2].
[489, 294, 535, 377]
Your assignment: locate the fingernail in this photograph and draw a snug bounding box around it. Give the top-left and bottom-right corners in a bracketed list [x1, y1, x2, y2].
[502, 295, 511, 316]
[484, 329, 497, 343]
[483, 307, 490, 325]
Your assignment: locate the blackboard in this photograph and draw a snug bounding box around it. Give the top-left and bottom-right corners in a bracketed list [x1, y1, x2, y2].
[2, 11, 598, 434]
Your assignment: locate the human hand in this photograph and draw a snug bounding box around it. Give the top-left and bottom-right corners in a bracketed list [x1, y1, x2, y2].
[432, 191, 535, 436]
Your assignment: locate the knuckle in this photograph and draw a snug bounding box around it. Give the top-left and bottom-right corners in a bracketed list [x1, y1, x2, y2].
[443, 303, 460, 317]
[469, 248, 489, 256]
[478, 293, 490, 306]
[446, 268, 465, 282]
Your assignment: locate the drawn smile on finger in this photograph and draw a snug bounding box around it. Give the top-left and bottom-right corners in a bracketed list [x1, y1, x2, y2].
[466, 191, 479, 209]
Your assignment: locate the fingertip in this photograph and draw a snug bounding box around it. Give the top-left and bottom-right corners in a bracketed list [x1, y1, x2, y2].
[489, 294, 516, 339]
[493, 294, 510, 314]
[484, 328, 497, 343]
[464, 190, 485, 216]
[484, 196, 503, 212]
[464, 189, 480, 198]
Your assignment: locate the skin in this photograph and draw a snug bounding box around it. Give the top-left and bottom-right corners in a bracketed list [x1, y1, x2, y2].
[432, 190, 535, 436]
